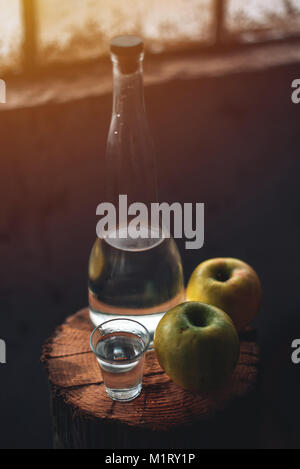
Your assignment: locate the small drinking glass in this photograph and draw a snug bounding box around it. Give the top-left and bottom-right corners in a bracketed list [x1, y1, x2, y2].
[90, 319, 151, 402]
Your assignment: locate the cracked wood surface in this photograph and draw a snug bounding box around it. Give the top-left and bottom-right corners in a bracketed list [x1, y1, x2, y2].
[42, 308, 260, 432]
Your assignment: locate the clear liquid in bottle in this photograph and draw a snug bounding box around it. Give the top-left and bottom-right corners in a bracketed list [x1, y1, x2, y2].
[89, 226, 185, 341]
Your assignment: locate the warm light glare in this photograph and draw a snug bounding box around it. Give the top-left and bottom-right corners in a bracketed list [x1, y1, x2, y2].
[0, 0, 22, 60]
[227, 0, 300, 31]
[0, 0, 300, 70]
[36, 0, 213, 60]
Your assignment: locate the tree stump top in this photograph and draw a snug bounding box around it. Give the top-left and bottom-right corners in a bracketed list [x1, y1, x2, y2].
[42, 308, 259, 432]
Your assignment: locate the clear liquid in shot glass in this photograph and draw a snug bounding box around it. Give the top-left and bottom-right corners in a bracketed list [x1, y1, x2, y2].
[96, 332, 146, 401]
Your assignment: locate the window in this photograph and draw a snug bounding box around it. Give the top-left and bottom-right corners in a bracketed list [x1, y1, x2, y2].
[226, 0, 300, 42]
[0, 0, 23, 72]
[1, 0, 300, 75]
[35, 0, 214, 63]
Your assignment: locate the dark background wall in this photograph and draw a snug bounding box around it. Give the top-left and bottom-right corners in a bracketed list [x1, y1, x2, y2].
[0, 59, 299, 448]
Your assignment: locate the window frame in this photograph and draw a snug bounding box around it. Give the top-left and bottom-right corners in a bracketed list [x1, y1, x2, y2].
[3, 0, 300, 77]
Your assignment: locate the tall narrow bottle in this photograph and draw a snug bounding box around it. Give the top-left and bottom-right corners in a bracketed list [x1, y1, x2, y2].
[88, 36, 185, 340]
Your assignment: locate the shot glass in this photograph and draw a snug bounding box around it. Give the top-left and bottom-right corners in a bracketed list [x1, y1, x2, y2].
[90, 319, 151, 402]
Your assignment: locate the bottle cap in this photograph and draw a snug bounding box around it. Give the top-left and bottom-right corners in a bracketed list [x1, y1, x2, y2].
[110, 35, 144, 58]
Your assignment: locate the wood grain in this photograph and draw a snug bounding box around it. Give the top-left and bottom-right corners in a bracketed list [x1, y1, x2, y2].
[42, 308, 260, 446]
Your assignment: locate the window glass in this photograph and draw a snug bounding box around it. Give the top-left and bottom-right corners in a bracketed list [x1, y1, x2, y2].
[0, 0, 23, 72]
[226, 0, 300, 41]
[36, 0, 214, 63]
[1, 1, 300, 74]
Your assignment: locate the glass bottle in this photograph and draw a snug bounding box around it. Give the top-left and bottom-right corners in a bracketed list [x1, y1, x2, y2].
[88, 36, 185, 341]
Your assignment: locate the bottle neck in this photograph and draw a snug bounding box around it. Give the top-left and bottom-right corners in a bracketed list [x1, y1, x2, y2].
[106, 53, 158, 217]
[112, 58, 146, 118]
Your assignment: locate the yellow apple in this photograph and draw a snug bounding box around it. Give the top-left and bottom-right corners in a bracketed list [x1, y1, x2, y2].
[186, 258, 262, 332]
[154, 302, 240, 392]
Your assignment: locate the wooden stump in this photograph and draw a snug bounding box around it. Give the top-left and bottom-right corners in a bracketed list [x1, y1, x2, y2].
[41, 308, 261, 449]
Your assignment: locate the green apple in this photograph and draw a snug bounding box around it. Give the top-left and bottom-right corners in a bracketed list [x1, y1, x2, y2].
[186, 258, 262, 332]
[154, 302, 240, 392]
